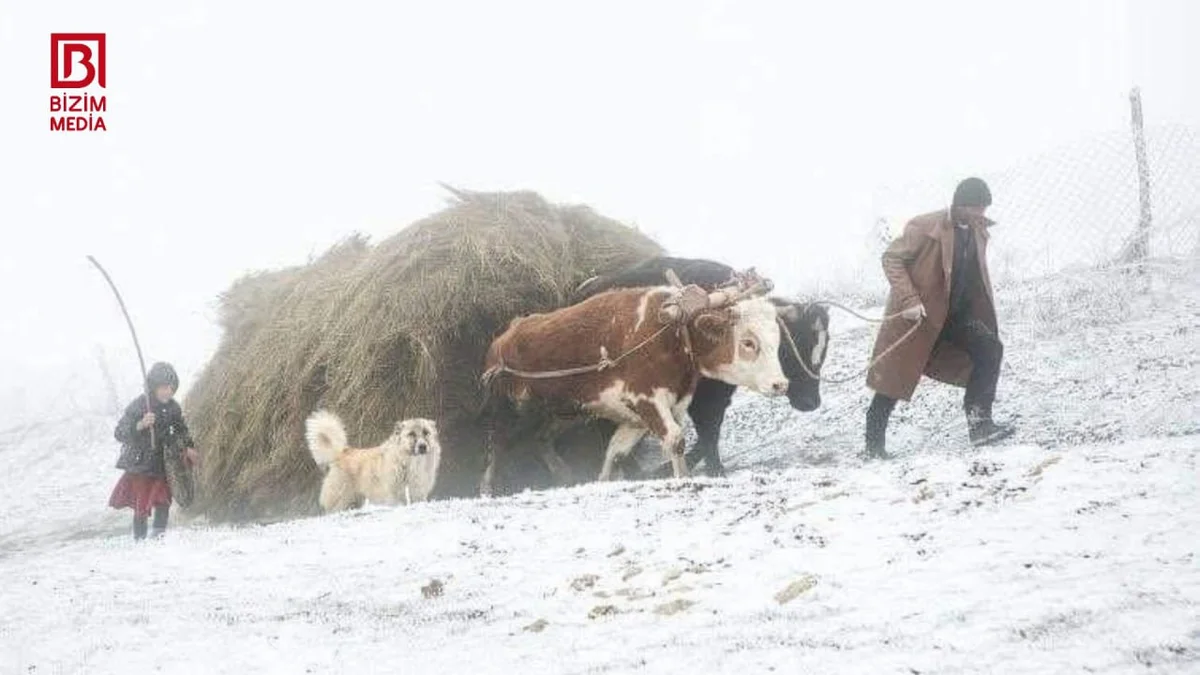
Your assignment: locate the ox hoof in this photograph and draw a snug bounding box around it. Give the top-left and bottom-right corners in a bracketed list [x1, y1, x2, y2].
[704, 463, 726, 478]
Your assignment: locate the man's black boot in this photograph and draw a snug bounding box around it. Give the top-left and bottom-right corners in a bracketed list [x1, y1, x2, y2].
[864, 403, 892, 456]
[865, 427, 890, 459]
[864, 396, 895, 460]
[967, 406, 1015, 447]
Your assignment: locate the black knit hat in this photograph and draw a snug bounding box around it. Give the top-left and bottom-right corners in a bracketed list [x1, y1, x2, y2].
[952, 177, 992, 208]
[146, 362, 179, 391]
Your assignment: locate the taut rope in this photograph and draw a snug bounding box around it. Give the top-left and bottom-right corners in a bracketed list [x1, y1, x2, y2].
[484, 323, 676, 382]
[484, 267, 768, 384]
[779, 301, 924, 385]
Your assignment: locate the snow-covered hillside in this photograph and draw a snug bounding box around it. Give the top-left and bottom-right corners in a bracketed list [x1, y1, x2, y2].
[1, 262, 1197, 674]
[716, 260, 1200, 471]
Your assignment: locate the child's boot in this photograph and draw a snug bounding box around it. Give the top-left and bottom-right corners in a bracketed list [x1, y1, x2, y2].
[150, 505, 169, 538]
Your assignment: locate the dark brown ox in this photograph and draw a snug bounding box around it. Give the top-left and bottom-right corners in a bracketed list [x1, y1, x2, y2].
[480, 283, 788, 493]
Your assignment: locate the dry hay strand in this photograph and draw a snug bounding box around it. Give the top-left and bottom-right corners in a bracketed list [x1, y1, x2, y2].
[184, 186, 662, 522]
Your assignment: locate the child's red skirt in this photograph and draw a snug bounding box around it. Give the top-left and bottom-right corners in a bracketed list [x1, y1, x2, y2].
[108, 473, 171, 518]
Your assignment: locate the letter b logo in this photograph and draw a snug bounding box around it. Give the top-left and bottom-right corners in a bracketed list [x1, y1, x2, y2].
[51, 33, 106, 88]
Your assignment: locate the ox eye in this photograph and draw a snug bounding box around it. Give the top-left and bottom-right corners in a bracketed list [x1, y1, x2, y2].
[740, 338, 757, 351]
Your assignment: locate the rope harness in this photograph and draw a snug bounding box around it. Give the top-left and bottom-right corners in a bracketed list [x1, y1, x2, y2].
[484, 322, 676, 381]
[482, 265, 922, 388]
[483, 269, 771, 384]
[778, 300, 924, 385]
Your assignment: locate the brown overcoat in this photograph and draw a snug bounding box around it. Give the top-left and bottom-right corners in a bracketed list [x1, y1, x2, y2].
[866, 208, 998, 401]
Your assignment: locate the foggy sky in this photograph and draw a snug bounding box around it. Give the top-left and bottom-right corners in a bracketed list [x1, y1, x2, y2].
[0, 0, 1195, 427]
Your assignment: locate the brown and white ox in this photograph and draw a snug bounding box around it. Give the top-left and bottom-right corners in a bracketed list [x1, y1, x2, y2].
[480, 282, 788, 492]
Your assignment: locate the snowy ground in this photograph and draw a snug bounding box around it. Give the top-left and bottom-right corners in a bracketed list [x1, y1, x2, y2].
[714, 260, 1200, 470]
[1, 262, 1198, 674]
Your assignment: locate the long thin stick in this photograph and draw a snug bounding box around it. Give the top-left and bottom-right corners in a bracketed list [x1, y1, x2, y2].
[87, 255, 154, 448]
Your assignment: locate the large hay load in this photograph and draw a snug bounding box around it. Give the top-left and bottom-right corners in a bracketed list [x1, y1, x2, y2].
[185, 187, 663, 523]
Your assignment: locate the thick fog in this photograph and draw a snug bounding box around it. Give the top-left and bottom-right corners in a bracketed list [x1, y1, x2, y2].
[0, 0, 1195, 428]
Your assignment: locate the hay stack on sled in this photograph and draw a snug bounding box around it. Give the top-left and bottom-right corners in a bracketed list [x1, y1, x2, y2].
[184, 186, 663, 522]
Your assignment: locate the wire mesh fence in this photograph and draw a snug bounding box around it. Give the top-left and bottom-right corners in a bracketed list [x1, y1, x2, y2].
[870, 121, 1200, 292]
[786, 95, 1200, 457]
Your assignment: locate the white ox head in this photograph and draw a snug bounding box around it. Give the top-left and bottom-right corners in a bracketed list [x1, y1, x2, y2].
[690, 295, 788, 397]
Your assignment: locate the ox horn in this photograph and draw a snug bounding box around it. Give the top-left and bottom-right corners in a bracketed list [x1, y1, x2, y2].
[705, 271, 774, 309]
[657, 268, 774, 323]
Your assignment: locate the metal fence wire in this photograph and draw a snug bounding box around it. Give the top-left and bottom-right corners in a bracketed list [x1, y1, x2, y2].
[871, 120, 1200, 289]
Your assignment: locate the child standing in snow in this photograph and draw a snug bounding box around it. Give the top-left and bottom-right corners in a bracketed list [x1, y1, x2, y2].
[108, 362, 200, 540]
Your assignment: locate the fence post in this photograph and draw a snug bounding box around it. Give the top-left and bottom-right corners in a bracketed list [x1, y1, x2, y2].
[1122, 87, 1153, 263]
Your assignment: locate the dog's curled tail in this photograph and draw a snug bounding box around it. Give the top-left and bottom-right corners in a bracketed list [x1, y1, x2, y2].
[305, 409, 348, 466]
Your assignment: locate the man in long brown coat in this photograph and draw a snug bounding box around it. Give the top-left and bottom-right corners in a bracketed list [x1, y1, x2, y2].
[865, 177, 1015, 458]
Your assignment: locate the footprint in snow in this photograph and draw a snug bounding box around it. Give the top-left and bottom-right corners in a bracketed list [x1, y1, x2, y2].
[570, 574, 599, 592]
[775, 574, 818, 605]
[654, 598, 696, 616]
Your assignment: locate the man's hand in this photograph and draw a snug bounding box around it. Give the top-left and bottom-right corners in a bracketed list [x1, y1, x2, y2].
[136, 412, 156, 431]
[900, 303, 926, 322]
[183, 447, 200, 466]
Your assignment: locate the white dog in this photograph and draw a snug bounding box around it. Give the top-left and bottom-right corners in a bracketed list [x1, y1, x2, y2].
[305, 410, 442, 512]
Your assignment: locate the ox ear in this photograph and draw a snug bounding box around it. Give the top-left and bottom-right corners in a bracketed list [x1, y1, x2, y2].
[776, 304, 801, 323]
[694, 310, 732, 340]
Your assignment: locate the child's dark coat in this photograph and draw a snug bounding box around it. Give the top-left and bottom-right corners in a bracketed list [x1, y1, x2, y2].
[114, 394, 193, 477]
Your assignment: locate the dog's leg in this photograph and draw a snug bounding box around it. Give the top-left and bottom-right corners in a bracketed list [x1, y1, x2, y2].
[319, 470, 338, 512]
[320, 467, 357, 513]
